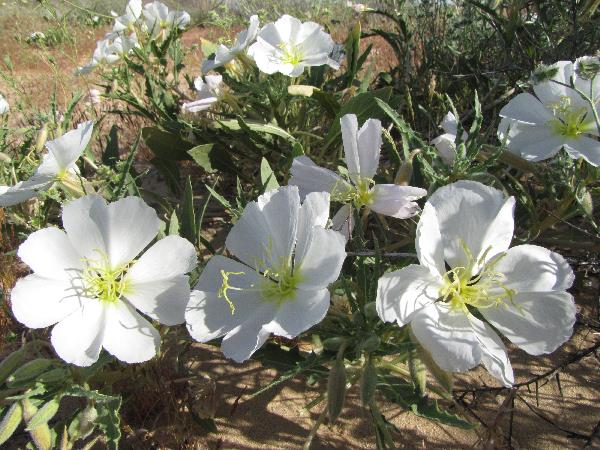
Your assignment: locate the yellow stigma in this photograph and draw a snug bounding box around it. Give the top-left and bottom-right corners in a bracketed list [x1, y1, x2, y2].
[82, 251, 130, 304]
[279, 43, 303, 66]
[439, 244, 516, 315]
[546, 96, 589, 139]
[218, 270, 244, 314]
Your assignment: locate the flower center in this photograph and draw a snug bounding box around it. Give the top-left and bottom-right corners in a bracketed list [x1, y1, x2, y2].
[439, 245, 516, 315]
[82, 252, 130, 303]
[218, 260, 303, 314]
[546, 96, 589, 139]
[279, 43, 304, 66]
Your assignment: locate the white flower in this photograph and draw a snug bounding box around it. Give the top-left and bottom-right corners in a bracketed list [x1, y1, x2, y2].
[77, 34, 138, 75]
[10, 194, 197, 366]
[376, 180, 576, 386]
[290, 114, 427, 240]
[431, 111, 467, 165]
[182, 75, 222, 113]
[0, 121, 93, 207]
[143, 1, 190, 40]
[498, 59, 600, 166]
[248, 15, 340, 77]
[0, 94, 9, 115]
[111, 0, 142, 35]
[202, 15, 259, 73]
[185, 186, 346, 363]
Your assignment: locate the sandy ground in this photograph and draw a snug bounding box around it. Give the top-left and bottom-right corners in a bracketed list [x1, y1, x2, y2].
[1, 12, 599, 450]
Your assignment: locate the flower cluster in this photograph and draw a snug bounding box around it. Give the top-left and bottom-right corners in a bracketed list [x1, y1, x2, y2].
[77, 0, 190, 75]
[201, 14, 340, 77]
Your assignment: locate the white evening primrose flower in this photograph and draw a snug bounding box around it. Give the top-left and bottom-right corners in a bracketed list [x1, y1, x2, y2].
[185, 186, 346, 363]
[10, 194, 197, 366]
[0, 121, 93, 207]
[182, 75, 222, 113]
[111, 0, 142, 35]
[248, 14, 340, 77]
[290, 114, 427, 240]
[77, 33, 138, 75]
[202, 15, 259, 73]
[431, 111, 467, 165]
[0, 94, 9, 115]
[143, 1, 191, 40]
[498, 60, 600, 166]
[376, 181, 576, 387]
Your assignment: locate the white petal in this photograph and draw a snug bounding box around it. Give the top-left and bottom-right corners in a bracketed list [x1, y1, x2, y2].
[11, 275, 83, 328]
[61, 195, 109, 261]
[102, 301, 160, 363]
[376, 265, 442, 325]
[331, 203, 354, 241]
[62, 195, 160, 270]
[50, 299, 106, 367]
[185, 256, 264, 342]
[481, 291, 576, 355]
[470, 319, 514, 387]
[491, 244, 574, 293]
[220, 303, 276, 363]
[499, 119, 565, 161]
[126, 235, 196, 283]
[440, 111, 458, 135]
[17, 227, 83, 280]
[431, 133, 456, 165]
[410, 303, 482, 372]
[341, 114, 361, 179]
[264, 288, 330, 338]
[369, 184, 427, 219]
[45, 121, 93, 171]
[0, 173, 54, 207]
[289, 156, 351, 200]
[294, 191, 331, 264]
[416, 202, 445, 277]
[479, 291, 576, 355]
[123, 276, 190, 326]
[563, 136, 600, 166]
[295, 227, 346, 290]
[357, 118, 382, 179]
[427, 181, 515, 274]
[226, 186, 299, 269]
[499, 93, 554, 125]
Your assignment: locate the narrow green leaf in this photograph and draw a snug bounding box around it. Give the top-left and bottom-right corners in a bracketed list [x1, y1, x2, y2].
[0, 402, 22, 446]
[327, 349, 347, 423]
[26, 398, 60, 431]
[180, 176, 197, 244]
[260, 158, 279, 193]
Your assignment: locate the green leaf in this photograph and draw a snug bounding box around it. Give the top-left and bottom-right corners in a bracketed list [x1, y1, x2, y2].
[260, 158, 279, 193]
[7, 359, 55, 388]
[0, 402, 22, 446]
[379, 376, 474, 429]
[218, 119, 296, 143]
[168, 209, 180, 236]
[0, 348, 26, 385]
[345, 22, 361, 87]
[200, 38, 218, 58]
[325, 87, 393, 145]
[327, 350, 347, 424]
[187, 144, 216, 172]
[360, 360, 377, 406]
[102, 125, 120, 167]
[180, 176, 197, 244]
[26, 398, 60, 431]
[204, 184, 232, 211]
[142, 127, 193, 160]
[150, 158, 182, 196]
